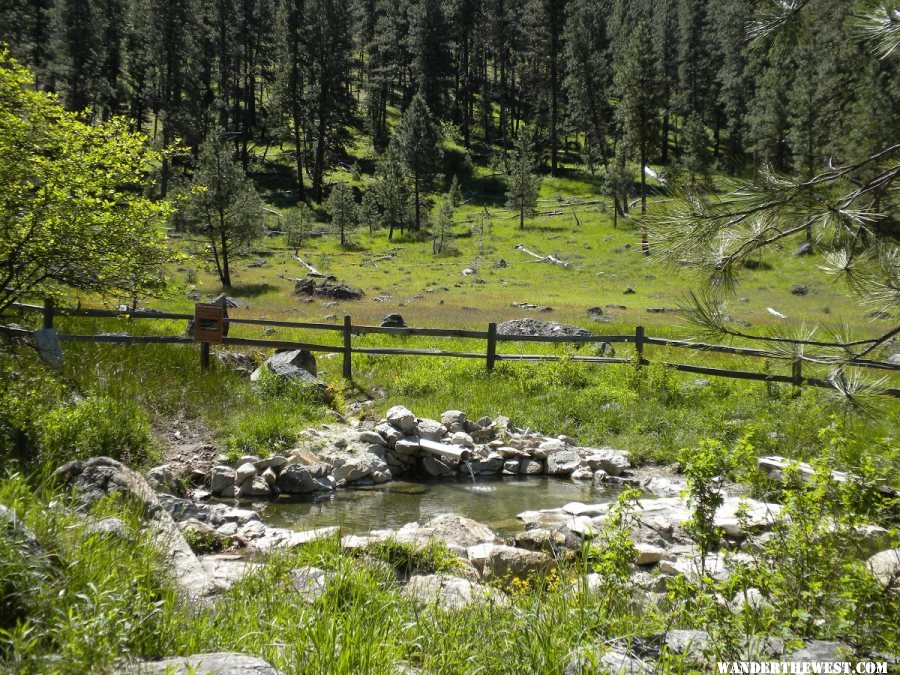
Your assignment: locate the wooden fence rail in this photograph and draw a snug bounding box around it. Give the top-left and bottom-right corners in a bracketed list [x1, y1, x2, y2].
[2, 301, 898, 397]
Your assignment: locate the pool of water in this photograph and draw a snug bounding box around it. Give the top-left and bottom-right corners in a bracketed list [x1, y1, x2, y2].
[258, 475, 624, 536]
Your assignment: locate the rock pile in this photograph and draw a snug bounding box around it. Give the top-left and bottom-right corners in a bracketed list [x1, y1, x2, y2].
[181, 406, 633, 501]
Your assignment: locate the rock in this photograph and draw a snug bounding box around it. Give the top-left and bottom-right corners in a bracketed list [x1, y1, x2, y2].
[85, 517, 131, 541]
[250, 349, 318, 382]
[565, 645, 653, 675]
[254, 456, 287, 470]
[866, 548, 900, 586]
[469, 453, 503, 475]
[402, 574, 506, 611]
[261, 468, 277, 486]
[793, 242, 813, 255]
[570, 467, 594, 480]
[665, 630, 710, 665]
[790, 284, 808, 296]
[624, 287, 636, 295]
[294, 276, 364, 300]
[333, 453, 388, 484]
[534, 438, 567, 460]
[481, 544, 553, 582]
[145, 464, 188, 495]
[380, 314, 406, 328]
[440, 410, 467, 433]
[592, 470, 608, 484]
[450, 431, 475, 449]
[200, 554, 260, 590]
[235, 463, 257, 485]
[503, 459, 520, 474]
[514, 528, 570, 554]
[634, 543, 668, 566]
[422, 514, 502, 548]
[55, 457, 161, 517]
[583, 448, 630, 476]
[122, 652, 281, 674]
[386, 405, 417, 434]
[358, 430, 387, 446]
[179, 520, 233, 553]
[290, 566, 328, 602]
[546, 450, 583, 476]
[422, 455, 454, 477]
[209, 466, 235, 496]
[519, 459, 544, 475]
[497, 318, 593, 338]
[276, 464, 332, 494]
[238, 476, 272, 498]
[415, 418, 446, 441]
[587, 306, 604, 318]
[731, 587, 771, 612]
[375, 423, 403, 447]
[784, 641, 854, 662]
[393, 437, 421, 456]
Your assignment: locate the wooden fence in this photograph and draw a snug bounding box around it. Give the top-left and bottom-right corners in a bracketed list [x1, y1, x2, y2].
[3, 301, 899, 397]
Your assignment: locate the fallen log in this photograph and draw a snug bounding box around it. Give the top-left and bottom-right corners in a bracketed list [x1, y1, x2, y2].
[514, 244, 570, 268]
[292, 256, 324, 277]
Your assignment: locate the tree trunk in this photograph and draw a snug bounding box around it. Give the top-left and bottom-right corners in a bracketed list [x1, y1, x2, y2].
[414, 174, 421, 231]
[219, 215, 232, 288]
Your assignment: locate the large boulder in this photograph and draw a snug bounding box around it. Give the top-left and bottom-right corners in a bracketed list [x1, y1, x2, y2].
[497, 318, 593, 338]
[55, 457, 161, 517]
[481, 544, 553, 582]
[421, 514, 502, 548]
[250, 349, 318, 382]
[546, 450, 583, 476]
[276, 464, 334, 494]
[332, 453, 388, 484]
[386, 405, 417, 435]
[121, 652, 281, 674]
[582, 448, 630, 476]
[402, 574, 507, 611]
[867, 548, 900, 587]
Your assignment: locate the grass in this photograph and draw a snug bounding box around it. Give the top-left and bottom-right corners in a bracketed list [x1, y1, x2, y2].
[1, 135, 898, 671]
[1, 471, 896, 673]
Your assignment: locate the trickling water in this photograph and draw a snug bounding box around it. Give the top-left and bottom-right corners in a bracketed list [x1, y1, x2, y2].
[462, 460, 476, 485]
[258, 475, 625, 536]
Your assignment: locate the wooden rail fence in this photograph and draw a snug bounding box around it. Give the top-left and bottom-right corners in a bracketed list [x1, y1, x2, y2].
[2, 301, 898, 397]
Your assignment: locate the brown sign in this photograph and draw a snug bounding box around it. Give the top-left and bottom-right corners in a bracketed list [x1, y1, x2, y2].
[193, 303, 225, 343]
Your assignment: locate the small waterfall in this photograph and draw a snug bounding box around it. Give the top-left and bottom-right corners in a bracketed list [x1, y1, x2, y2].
[462, 459, 476, 484]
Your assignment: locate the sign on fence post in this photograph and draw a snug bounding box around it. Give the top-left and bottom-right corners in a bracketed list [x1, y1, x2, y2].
[194, 303, 225, 370]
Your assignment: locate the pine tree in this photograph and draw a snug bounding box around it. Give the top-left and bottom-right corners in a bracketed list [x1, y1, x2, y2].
[407, 0, 452, 120]
[505, 129, 542, 230]
[432, 199, 455, 255]
[284, 203, 313, 254]
[181, 133, 265, 289]
[305, 0, 356, 202]
[326, 182, 358, 247]
[274, 0, 307, 198]
[394, 93, 442, 231]
[448, 175, 464, 207]
[372, 146, 414, 239]
[680, 112, 710, 185]
[613, 16, 661, 251]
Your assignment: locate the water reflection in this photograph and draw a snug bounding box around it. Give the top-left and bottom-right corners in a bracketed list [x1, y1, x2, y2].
[258, 475, 623, 536]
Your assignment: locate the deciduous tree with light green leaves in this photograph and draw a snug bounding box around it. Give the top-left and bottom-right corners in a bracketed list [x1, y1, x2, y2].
[0, 52, 173, 315]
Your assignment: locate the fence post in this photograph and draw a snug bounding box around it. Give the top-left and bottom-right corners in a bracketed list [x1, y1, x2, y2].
[791, 358, 802, 395]
[200, 342, 210, 370]
[343, 315, 352, 380]
[486, 322, 497, 372]
[42, 298, 54, 329]
[635, 325, 645, 366]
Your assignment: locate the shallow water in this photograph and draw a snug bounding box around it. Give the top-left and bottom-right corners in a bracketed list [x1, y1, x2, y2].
[258, 475, 624, 536]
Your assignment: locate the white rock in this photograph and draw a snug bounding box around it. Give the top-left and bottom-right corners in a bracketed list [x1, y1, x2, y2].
[546, 449, 583, 475]
[519, 459, 544, 474]
[235, 463, 257, 484]
[582, 448, 630, 476]
[570, 467, 594, 480]
[867, 548, 900, 586]
[386, 405, 417, 434]
[402, 574, 507, 610]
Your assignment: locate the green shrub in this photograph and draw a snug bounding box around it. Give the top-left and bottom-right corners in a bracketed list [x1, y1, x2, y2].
[39, 395, 154, 467]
